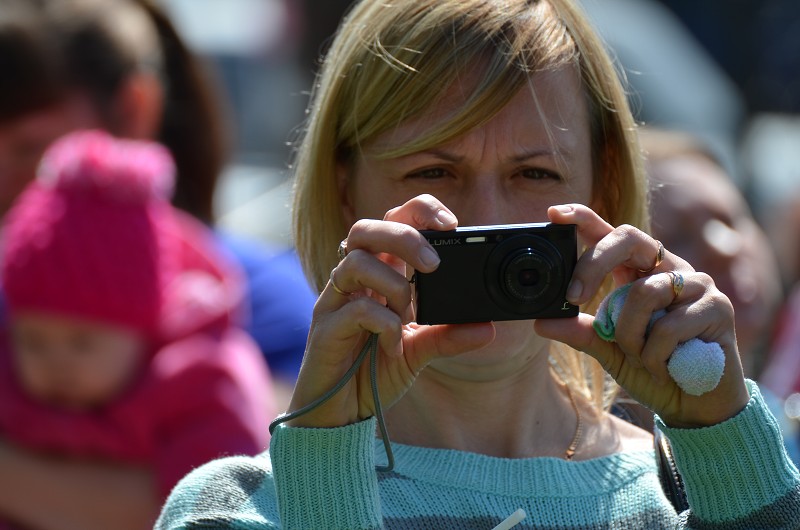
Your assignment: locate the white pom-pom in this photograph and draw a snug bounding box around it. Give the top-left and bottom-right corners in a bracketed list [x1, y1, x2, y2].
[667, 339, 725, 396]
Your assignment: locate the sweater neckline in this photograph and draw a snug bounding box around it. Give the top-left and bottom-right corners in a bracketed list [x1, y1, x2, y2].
[379, 441, 656, 498]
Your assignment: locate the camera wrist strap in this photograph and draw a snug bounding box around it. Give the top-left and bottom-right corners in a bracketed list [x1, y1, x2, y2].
[268, 332, 395, 472]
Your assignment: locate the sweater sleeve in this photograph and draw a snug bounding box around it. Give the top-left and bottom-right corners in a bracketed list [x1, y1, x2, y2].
[270, 418, 383, 529]
[656, 380, 800, 528]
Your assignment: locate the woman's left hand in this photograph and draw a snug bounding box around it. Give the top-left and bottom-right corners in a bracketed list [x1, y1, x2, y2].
[535, 204, 750, 428]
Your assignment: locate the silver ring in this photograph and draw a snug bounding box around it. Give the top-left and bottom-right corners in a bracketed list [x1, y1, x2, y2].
[337, 239, 348, 262]
[666, 270, 684, 301]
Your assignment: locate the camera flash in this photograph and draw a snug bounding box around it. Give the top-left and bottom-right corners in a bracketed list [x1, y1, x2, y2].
[466, 236, 487, 243]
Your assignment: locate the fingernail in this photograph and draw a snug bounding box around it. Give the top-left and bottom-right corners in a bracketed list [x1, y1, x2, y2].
[420, 246, 440, 268]
[566, 278, 583, 303]
[435, 209, 457, 226]
[554, 204, 574, 214]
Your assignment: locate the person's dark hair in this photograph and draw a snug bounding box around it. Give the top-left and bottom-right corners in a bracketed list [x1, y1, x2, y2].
[0, 0, 229, 223]
[0, 0, 64, 122]
[135, 0, 229, 222]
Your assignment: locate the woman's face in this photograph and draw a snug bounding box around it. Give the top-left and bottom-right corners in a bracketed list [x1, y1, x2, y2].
[0, 95, 101, 216]
[343, 66, 595, 372]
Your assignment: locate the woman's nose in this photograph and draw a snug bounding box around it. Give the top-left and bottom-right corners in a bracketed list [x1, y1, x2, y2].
[456, 182, 508, 227]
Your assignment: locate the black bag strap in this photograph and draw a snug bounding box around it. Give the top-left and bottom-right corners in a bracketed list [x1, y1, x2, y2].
[654, 426, 689, 513]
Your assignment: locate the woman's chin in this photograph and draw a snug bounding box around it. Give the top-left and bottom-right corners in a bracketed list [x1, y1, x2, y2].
[431, 320, 546, 369]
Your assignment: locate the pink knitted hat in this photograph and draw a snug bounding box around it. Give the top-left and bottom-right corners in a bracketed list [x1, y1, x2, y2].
[1, 129, 177, 335]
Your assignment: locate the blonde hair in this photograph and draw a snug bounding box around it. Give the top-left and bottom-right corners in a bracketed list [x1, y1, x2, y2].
[292, 0, 649, 411]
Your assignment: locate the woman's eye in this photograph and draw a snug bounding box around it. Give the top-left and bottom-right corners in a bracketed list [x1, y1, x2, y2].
[520, 168, 563, 181]
[407, 167, 448, 180]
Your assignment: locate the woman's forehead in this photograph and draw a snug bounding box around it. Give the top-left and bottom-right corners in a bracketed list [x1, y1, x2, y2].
[363, 66, 589, 158]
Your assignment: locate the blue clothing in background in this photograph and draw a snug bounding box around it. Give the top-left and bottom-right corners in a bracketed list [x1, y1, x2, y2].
[216, 232, 316, 382]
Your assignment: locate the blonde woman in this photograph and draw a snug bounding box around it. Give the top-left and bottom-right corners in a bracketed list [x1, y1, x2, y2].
[158, 0, 800, 528]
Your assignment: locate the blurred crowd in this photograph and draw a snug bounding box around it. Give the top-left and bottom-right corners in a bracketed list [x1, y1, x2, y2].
[1, 0, 800, 527]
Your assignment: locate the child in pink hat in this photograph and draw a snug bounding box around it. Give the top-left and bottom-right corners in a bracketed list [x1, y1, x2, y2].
[0, 130, 276, 528]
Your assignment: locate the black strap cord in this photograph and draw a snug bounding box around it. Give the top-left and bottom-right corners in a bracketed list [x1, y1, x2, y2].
[268, 333, 395, 472]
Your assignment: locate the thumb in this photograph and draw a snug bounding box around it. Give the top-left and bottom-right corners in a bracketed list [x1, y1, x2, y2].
[534, 314, 623, 376]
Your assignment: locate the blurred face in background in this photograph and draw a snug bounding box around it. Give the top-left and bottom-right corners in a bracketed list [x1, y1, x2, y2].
[0, 95, 101, 217]
[649, 153, 783, 374]
[10, 312, 146, 411]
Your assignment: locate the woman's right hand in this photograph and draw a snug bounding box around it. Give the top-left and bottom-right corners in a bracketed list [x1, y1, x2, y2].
[286, 194, 495, 428]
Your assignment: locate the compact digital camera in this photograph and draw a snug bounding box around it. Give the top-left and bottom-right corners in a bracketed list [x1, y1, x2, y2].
[413, 223, 579, 325]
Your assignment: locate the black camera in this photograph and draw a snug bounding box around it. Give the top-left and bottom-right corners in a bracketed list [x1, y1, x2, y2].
[413, 223, 579, 325]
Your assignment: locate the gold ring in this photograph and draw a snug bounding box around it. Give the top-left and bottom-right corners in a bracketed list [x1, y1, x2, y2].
[638, 240, 664, 273]
[337, 239, 349, 262]
[666, 270, 684, 301]
[329, 267, 351, 296]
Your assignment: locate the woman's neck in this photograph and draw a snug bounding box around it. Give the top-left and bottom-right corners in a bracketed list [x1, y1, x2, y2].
[385, 350, 582, 459]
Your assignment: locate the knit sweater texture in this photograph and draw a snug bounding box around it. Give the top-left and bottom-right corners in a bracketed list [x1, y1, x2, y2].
[157, 380, 800, 529]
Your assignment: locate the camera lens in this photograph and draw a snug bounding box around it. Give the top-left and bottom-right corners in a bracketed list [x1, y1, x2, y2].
[501, 248, 556, 304]
[518, 269, 540, 286]
[483, 230, 571, 316]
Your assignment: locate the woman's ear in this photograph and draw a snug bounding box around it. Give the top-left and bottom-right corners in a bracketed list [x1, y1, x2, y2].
[113, 72, 164, 140]
[337, 160, 357, 227]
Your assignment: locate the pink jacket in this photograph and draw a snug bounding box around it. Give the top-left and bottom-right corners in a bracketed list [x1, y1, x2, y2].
[0, 212, 276, 500]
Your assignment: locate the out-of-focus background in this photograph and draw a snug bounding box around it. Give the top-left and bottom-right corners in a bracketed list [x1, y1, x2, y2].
[158, 0, 306, 247]
[159, 0, 380, 249]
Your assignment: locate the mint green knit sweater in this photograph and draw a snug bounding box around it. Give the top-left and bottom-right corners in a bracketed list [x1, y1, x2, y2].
[157, 381, 800, 529]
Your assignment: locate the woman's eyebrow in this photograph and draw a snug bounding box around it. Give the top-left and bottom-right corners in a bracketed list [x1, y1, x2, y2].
[387, 146, 570, 164]
[405, 148, 464, 163]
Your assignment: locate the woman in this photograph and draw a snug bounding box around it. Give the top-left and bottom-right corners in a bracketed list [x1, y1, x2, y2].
[158, 0, 800, 528]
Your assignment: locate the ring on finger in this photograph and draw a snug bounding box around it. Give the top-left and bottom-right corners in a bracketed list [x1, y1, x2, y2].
[638, 239, 665, 273]
[329, 267, 352, 296]
[666, 270, 685, 301]
[337, 238, 349, 262]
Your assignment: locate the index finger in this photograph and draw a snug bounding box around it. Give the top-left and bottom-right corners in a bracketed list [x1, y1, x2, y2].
[383, 194, 458, 230]
[547, 204, 615, 247]
[345, 194, 459, 274]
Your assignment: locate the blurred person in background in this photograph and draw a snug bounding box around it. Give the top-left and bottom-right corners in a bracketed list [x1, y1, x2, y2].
[0, 0, 315, 397]
[642, 127, 783, 377]
[0, 130, 275, 529]
[761, 282, 800, 466]
[641, 127, 799, 463]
